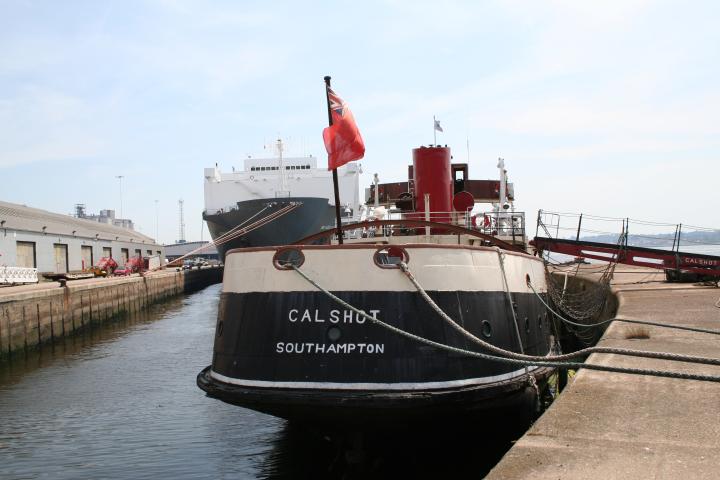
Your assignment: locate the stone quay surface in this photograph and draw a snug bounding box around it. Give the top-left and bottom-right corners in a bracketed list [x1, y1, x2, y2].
[487, 266, 720, 479]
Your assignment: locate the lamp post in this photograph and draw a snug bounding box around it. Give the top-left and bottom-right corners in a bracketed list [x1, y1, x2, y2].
[154, 200, 159, 242]
[116, 175, 124, 219]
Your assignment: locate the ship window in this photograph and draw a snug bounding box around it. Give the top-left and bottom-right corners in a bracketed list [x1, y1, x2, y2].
[327, 326, 341, 342]
[273, 248, 305, 270]
[374, 247, 409, 269]
[481, 320, 492, 338]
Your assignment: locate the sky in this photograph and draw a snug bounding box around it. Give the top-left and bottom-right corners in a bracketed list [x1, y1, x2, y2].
[1, 0, 719, 244]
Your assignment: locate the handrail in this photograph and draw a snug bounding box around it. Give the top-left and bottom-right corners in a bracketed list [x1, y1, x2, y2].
[292, 219, 526, 253]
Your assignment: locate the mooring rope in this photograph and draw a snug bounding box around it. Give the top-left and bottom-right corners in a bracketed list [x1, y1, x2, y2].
[527, 281, 720, 336]
[496, 250, 525, 354]
[496, 249, 536, 394]
[163, 203, 299, 269]
[291, 265, 720, 383]
[397, 262, 720, 366]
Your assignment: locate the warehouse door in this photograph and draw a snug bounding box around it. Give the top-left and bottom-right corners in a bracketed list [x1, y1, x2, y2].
[53, 244, 68, 273]
[16, 241, 36, 268]
[81, 246, 93, 270]
[120, 248, 129, 266]
[102, 246, 112, 259]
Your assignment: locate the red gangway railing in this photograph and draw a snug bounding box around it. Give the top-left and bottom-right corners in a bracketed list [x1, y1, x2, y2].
[532, 210, 720, 278]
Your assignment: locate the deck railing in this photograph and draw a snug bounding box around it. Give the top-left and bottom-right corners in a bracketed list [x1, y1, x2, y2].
[334, 210, 526, 243]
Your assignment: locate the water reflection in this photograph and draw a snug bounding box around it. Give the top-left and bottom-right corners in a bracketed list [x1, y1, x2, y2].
[0, 284, 518, 479]
[257, 420, 525, 479]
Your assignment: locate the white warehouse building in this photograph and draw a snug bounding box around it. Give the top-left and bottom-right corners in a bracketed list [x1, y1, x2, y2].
[0, 200, 164, 274]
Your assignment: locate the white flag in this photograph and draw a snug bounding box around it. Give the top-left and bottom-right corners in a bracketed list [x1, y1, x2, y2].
[434, 119, 443, 132]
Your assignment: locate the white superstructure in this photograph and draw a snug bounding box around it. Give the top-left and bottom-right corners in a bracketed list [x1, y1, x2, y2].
[204, 150, 362, 216]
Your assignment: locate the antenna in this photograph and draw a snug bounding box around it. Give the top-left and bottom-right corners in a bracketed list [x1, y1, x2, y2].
[178, 199, 186, 243]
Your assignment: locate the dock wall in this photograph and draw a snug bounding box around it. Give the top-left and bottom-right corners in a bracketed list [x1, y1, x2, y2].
[0, 267, 222, 359]
[487, 266, 720, 479]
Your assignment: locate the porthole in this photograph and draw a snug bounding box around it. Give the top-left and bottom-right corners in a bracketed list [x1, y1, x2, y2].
[374, 246, 409, 269]
[525, 274, 531, 286]
[327, 326, 342, 342]
[481, 320, 492, 338]
[524, 316, 530, 333]
[537, 314, 543, 329]
[217, 321, 224, 337]
[273, 248, 305, 270]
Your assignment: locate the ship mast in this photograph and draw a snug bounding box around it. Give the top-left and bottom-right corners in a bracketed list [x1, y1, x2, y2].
[497, 157, 507, 210]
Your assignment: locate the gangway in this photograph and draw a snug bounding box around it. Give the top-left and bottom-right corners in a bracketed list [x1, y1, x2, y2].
[532, 236, 720, 279]
[532, 210, 720, 281]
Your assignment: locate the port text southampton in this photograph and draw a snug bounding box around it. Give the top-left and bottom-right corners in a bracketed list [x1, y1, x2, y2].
[275, 342, 385, 354]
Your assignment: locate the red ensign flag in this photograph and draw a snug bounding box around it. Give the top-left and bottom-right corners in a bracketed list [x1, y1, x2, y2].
[322, 87, 365, 170]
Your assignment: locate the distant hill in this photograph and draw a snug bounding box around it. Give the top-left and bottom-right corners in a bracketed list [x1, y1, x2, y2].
[579, 230, 720, 248]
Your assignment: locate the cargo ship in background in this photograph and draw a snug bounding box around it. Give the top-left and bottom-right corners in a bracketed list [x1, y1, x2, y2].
[203, 139, 362, 259]
[198, 144, 556, 428]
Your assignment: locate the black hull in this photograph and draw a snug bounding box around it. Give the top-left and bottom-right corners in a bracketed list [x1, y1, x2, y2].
[197, 365, 553, 428]
[203, 197, 335, 259]
[198, 289, 555, 427]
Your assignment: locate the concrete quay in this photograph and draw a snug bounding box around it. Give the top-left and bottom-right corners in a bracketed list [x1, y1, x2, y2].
[488, 266, 720, 479]
[0, 266, 222, 359]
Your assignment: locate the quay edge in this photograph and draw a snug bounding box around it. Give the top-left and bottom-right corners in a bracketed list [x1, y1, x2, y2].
[486, 266, 720, 479]
[0, 266, 222, 359]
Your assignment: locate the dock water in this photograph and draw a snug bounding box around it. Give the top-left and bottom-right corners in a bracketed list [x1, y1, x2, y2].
[488, 266, 720, 479]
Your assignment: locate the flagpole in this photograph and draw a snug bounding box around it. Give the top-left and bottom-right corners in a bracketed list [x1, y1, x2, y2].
[324, 75, 344, 245]
[433, 115, 437, 145]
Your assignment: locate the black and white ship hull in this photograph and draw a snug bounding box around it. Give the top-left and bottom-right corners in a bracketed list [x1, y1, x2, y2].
[202, 197, 335, 259]
[197, 243, 555, 427]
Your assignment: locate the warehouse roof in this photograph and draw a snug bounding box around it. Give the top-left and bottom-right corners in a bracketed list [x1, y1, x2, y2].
[164, 241, 218, 257]
[0, 200, 158, 245]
